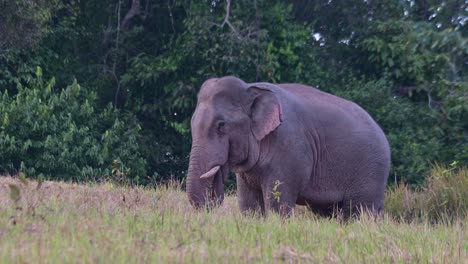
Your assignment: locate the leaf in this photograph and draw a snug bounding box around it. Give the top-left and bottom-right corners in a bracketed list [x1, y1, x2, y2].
[36, 66, 43, 78]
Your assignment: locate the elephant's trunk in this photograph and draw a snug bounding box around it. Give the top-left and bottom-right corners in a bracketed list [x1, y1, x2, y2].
[186, 150, 206, 208]
[186, 146, 227, 209]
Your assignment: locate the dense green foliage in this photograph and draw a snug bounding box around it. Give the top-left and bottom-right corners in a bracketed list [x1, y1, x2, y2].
[0, 68, 146, 183]
[0, 0, 466, 185]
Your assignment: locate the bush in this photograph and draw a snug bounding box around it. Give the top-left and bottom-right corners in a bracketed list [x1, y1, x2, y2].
[385, 165, 468, 223]
[0, 67, 147, 184]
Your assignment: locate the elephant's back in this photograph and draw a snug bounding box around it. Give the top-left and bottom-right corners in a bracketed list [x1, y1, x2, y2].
[277, 82, 390, 172]
[277, 83, 355, 111]
[277, 83, 380, 130]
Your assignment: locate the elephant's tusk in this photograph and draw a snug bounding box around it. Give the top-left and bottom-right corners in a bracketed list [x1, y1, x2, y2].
[200, 166, 220, 179]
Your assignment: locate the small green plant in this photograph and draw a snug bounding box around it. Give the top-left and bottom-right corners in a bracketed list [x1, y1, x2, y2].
[8, 184, 20, 204]
[271, 180, 283, 203]
[111, 159, 130, 184]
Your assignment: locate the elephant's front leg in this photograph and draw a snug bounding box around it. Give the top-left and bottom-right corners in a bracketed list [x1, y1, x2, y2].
[236, 174, 265, 215]
[262, 180, 297, 217]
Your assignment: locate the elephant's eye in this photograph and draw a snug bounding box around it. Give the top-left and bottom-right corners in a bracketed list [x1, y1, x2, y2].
[216, 121, 225, 134]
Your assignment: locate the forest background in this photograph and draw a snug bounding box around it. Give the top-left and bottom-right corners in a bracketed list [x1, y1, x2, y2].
[0, 0, 466, 187]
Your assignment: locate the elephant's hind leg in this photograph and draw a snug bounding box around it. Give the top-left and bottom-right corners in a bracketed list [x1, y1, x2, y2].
[308, 206, 334, 218]
[339, 194, 384, 219]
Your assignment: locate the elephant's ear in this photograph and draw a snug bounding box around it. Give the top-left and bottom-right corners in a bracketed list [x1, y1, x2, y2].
[247, 83, 283, 141]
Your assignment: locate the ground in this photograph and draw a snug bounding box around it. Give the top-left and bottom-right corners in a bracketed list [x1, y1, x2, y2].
[0, 176, 466, 263]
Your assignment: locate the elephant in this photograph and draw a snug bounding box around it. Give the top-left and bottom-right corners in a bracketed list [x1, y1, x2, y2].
[186, 76, 390, 217]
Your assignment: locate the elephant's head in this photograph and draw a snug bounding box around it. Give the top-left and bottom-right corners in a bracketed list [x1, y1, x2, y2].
[186, 77, 283, 208]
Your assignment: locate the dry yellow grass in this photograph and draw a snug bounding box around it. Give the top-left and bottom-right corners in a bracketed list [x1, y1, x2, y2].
[0, 175, 466, 263]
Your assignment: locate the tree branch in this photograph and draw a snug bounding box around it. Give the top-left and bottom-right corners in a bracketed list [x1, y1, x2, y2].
[167, 0, 176, 34]
[209, 0, 242, 40]
[142, 0, 150, 20]
[254, 0, 260, 81]
[222, 0, 241, 39]
[121, 0, 141, 31]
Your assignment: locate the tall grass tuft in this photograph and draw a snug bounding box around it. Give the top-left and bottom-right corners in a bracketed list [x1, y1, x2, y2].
[385, 165, 468, 222]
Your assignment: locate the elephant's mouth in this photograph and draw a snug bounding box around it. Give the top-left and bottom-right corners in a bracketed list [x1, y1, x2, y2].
[200, 163, 229, 206]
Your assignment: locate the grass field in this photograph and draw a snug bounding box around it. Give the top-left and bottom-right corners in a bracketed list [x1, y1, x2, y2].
[0, 173, 466, 263]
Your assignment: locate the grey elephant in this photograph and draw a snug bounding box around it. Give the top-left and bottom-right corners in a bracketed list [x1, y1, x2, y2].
[186, 76, 390, 217]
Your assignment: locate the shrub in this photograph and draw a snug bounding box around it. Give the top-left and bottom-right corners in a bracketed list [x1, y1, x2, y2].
[0, 67, 147, 184]
[385, 165, 468, 223]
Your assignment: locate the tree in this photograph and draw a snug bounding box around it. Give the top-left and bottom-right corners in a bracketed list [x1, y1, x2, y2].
[0, 0, 57, 51]
[0, 0, 465, 185]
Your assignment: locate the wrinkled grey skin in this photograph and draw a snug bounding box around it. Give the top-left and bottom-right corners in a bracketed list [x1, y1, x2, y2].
[186, 76, 390, 217]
